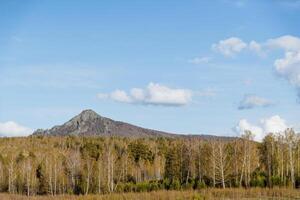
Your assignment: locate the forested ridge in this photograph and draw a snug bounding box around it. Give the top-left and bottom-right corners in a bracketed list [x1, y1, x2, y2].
[0, 129, 300, 196]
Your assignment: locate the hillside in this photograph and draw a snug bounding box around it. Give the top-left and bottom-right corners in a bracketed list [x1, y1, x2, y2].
[32, 109, 237, 140]
[33, 109, 176, 137]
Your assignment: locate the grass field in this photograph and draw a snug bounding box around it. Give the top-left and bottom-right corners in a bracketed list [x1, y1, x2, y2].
[1, 188, 300, 200]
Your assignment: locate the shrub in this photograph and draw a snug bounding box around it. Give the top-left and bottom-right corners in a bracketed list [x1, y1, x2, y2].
[195, 180, 206, 189]
[170, 178, 181, 190]
[163, 178, 171, 190]
[250, 174, 266, 187]
[136, 182, 150, 192]
[250, 170, 267, 188]
[149, 181, 160, 191]
[271, 176, 282, 187]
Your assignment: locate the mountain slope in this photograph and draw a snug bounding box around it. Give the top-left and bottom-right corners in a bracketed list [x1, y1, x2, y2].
[33, 109, 175, 137]
[33, 109, 236, 140]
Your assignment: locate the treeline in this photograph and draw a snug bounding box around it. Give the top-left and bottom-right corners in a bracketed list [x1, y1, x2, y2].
[0, 129, 299, 196]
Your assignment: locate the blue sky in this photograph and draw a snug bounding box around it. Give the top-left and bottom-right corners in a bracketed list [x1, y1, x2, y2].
[0, 0, 300, 139]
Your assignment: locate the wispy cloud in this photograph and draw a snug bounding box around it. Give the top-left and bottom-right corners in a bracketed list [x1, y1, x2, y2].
[248, 41, 266, 57]
[0, 65, 107, 89]
[188, 56, 212, 64]
[238, 94, 273, 110]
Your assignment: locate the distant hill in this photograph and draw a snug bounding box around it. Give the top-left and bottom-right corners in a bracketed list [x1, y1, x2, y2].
[33, 109, 236, 140]
[33, 109, 175, 137]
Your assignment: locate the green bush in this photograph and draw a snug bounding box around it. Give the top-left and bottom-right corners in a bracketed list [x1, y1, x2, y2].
[250, 174, 266, 187]
[163, 178, 171, 190]
[195, 180, 206, 189]
[149, 181, 160, 191]
[136, 182, 150, 192]
[271, 176, 282, 186]
[170, 178, 181, 190]
[250, 170, 267, 188]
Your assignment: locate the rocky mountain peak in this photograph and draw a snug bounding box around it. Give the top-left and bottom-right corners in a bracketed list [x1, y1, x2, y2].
[32, 109, 175, 137]
[32, 109, 236, 140]
[76, 109, 101, 121]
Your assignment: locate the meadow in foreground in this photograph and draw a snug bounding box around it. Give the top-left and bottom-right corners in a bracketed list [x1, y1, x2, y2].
[1, 188, 300, 200]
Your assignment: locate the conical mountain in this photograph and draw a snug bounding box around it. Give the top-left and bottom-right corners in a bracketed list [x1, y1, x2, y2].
[33, 109, 174, 137]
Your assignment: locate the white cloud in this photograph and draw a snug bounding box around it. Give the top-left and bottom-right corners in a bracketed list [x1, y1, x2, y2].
[130, 88, 145, 101]
[97, 82, 192, 106]
[234, 119, 264, 141]
[266, 35, 300, 51]
[0, 121, 33, 137]
[212, 35, 300, 57]
[274, 51, 300, 88]
[238, 94, 273, 110]
[261, 115, 287, 134]
[211, 35, 300, 99]
[110, 90, 132, 103]
[250, 35, 300, 99]
[267, 36, 300, 98]
[249, 40, 265, 57]
[145, 83, 192, 106]
[188, 56, 212, 64]
[212, 37, 247, 56]
[235, 115, 289, 142]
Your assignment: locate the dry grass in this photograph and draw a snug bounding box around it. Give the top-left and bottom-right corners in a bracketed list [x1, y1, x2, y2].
[1, 188, 300, 200]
